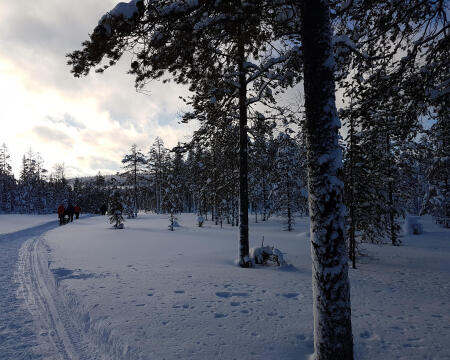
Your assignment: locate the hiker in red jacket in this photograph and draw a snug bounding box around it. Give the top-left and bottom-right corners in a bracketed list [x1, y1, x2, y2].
[74, 205, 81, 219]
[57, 204, 65, 225]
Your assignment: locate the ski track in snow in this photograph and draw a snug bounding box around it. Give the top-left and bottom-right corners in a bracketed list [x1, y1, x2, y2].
[0, 220, 59, 360]
[0, 218, 107, 360]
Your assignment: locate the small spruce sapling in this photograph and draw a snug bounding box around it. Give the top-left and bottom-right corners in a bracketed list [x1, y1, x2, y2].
[197, 214, 204, 227]
[123, 194, 135, 219]
[109, 191, 124, 229]
[168, 213, 178, 231]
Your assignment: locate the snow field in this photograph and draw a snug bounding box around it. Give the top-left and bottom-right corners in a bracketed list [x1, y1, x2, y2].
[8, 213, 450, 359]
[44, 214, 315, 360]
[350, 220, 450, 359]
[0, 214, 56, 236]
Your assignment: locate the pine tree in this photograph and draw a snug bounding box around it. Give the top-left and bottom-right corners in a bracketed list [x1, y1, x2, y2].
[249, 113, 276, 223]
[0, 143, 12, 176]
[421, 108, 450, 227]
[148, 137, 168, 214]
[121, 144, 147, 217]
[68, 0, 300, 268]
[299, 1, 353, 357]
[0, 143, 15, 213]
[273, 131, 308, 231]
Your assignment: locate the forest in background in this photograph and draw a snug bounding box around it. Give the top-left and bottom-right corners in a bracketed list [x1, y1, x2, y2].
[0, 108, 447, 242]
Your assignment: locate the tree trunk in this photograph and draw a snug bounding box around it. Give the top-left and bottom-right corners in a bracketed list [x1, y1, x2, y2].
[237, 30, 250, 267]
[134, 158, 137, 217]
[299, 1, 353, 359]
[349, 112, 356, 269]
[385, 129, 398, 246]
[262, 176, 267, 221]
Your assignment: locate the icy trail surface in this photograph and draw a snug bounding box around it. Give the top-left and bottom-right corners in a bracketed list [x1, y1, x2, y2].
[1, 215, 104, 360]
[0, 216, 56, 359]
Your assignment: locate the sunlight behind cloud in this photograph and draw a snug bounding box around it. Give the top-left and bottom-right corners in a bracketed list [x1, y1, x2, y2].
[0, 57, 195, 178]
[0, 0, 197, 179]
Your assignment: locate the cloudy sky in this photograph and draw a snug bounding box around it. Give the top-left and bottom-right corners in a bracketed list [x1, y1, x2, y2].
[0, 0, 195, 178]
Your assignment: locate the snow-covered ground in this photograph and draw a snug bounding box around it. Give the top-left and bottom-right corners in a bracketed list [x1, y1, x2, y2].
[1, 213, 449, 359]
[0, 214, 57, 236]
[0, 214, 57, 360]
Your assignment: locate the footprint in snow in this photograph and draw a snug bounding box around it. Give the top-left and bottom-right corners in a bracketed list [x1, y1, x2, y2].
[282, 293, 299, 299]
[215, 291, 249, 298]
[214, 313, 227, 318]
[216, 292, 232, 298]
[174, 290, 185, 294]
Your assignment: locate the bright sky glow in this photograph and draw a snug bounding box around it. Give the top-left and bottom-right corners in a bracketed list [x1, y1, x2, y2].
[0, 0, 195, 178]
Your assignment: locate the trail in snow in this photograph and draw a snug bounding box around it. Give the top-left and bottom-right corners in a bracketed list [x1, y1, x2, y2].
[0, 221, 57, 360]
[1, 218, 104, 360]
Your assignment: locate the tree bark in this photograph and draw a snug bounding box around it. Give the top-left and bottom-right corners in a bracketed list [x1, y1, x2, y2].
[299, 1, 354, 359]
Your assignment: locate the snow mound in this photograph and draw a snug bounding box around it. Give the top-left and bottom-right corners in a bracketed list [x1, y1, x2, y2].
[403, 216, 423, 235]
[250, 246, 287, 267]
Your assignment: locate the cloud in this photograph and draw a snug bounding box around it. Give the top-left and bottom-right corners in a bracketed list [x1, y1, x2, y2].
[46, 113, 86, 130]
[0, 0, 197, 179]
[32, 126, 73, 147]
[88, 156, 120, 172]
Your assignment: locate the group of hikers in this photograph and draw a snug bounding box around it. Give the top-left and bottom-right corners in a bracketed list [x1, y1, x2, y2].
[57, 203, 108, 225]
[57, 204, 82, 225]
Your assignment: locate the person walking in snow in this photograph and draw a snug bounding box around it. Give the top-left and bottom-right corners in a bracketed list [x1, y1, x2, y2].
[100, 203, 107, 216]
[66, 203, 75, 223]
[74, 205, 81, 219]
[57, 204, 65, 225]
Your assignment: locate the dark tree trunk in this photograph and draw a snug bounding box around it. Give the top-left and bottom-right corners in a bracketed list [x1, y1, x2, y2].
[385, 129, 398, 246]
[349, 113, 356, 269]
[299, 1, 354, 359]
[262, 176, 267, 221]
[238, 33, 250, 267]
[134, 159, 137, 216]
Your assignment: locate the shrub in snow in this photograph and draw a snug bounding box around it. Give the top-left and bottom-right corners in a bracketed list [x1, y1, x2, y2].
[115, 222, 124, 229]
[197, 215, 204, 227]
[403, 216, 423, 235]
[123, 199, 135, 219]
[110, 210, 125, 229]
[250, 246, 286, 267]
[168, 213, 179, 231]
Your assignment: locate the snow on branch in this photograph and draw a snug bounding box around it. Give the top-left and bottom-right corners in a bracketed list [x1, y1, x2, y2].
[333, 34, 369, 59]
[100, 0, 142, 24]
[158, 0, 199, 16]
[193, 14, 227, 31]
[245, 54, 288, 84]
